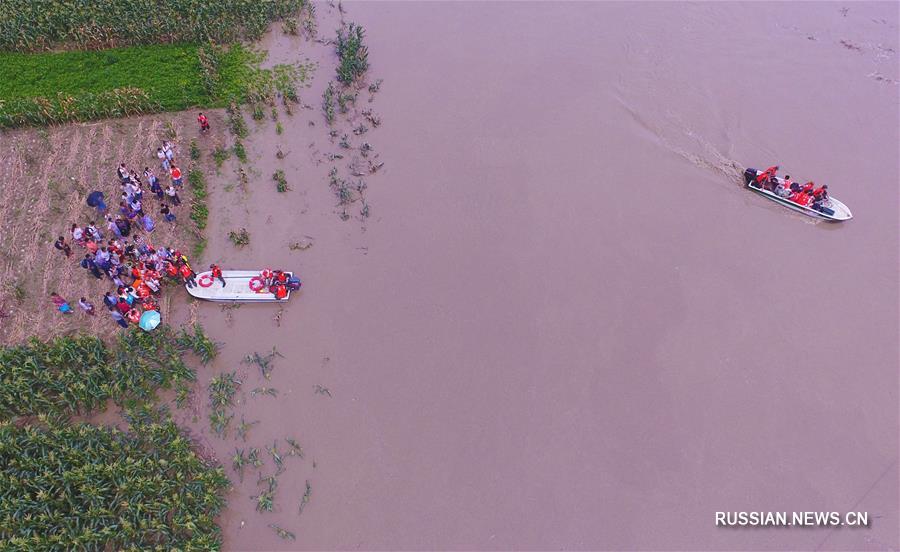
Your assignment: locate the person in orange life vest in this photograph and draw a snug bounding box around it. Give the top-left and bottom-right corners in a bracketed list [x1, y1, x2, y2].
[275, 271, 288, 284]
[275, 283, 288, 300]
[755, 165, 779, 189]
[126, 308, 141, 324]
[790, 187, 812, 206]
[261, 268, 274, 286]
[165, 261, 178, 279]
[137, 284, 151, 300]
[210, 263, 226, 287]
[812, 184, 828, 202]
[180, 263, 197, 288]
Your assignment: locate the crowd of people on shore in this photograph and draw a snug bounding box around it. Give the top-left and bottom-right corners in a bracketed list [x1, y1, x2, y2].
[49, 139, 200, 329]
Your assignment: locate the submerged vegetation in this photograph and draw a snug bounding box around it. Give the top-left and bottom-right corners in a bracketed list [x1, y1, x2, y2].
[208, 371, 241, 437]
[322, 81, 336, 125]
[273, 169, 290, 192]
[336, 23, 369, 85]
[229, 228, 251, 248]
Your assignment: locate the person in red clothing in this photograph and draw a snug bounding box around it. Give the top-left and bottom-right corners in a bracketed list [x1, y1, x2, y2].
[275, 270, 288, 284]
[755, 165, 779, 189]
[180, 263, 197, 288]
[274, 283, 288, 300]
[210, 263, 226, 287]
[165, 261, 178, 278]
[198, 112, 210, 132]
[812, 184, 829, 202]
[790, 187, 812, 206]
[170, 166, 183, 188]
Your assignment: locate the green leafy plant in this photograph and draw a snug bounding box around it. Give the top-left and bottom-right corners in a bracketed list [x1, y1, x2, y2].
[0, 0, 307, 52]
[322, 81, 336, 125]
[273, 169, 289, 192]
[190, 201, 208, 231]
[242, 348, 284, 380]
[0, 43, 259, 128]
[0, 327, 197, 421]
[233, 140, 248, 163]
[0, 421, 229, 550]
[190, 138, 201, 161]
[212, 146, 230, 168]
[207, 371, 240, 437]
[228, 228, 250, 247]
[336, 23, 369, 85]
[227, 102, 249, 138]
[282, 17, 299, 35]
[252, 103, 265, 121]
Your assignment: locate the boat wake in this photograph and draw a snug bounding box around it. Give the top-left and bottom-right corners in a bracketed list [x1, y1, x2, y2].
[615, 96, 745, 185]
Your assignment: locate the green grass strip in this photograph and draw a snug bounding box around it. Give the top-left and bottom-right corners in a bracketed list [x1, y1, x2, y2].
[0, 43, 255, 127]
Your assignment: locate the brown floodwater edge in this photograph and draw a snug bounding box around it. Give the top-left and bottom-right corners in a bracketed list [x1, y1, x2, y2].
[197, 2, 897, 550]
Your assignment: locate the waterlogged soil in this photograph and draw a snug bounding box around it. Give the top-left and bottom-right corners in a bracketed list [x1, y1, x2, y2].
[0, 110, 227, 344]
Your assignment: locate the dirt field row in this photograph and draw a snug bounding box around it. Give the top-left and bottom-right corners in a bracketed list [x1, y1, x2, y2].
[0, 110, 227, 344]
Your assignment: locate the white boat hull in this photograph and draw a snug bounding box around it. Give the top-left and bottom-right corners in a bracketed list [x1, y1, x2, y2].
[744, 169, 852, 221]
[185, 270, 295, 302]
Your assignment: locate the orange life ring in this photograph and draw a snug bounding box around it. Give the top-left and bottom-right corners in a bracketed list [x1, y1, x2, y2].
[198, 274, 214, 288]
[249, 276, 266, 292]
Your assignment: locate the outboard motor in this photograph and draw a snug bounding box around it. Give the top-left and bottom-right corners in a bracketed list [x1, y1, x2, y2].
[743, 168, 758, 185]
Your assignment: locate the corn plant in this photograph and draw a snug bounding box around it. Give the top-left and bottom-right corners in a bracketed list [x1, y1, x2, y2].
[242, 347, 283, 380]
[336, 23, 369, 85]
[0, 421, 229, 549]
[273, 169, 289, 192]
[0, 0, 306, 52]
[322, 82, 336, 125]
[270, 524, 296, 540]
[229, 228, 250, 248]
[1, 327, 196, 421]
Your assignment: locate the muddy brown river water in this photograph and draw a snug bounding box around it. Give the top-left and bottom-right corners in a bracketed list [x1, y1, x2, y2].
[186, 2, 898, 550]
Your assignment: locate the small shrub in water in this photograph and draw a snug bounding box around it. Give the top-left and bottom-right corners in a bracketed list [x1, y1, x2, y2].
[282, 18, 299, 35]
[336, 23, 369, 85]
[233, 140, 248, 163]
[322, 82, 336, 125]
[213, 147, 230, 168]
[229, 228, 250, 247]
[252, 104, 265, 121]
[227, 102, 249, 138]
[273, 169, 289, 192]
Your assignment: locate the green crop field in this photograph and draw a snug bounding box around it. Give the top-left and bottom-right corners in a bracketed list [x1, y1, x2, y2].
[0, 0, 304, 52]
[0, 44, 257, 127]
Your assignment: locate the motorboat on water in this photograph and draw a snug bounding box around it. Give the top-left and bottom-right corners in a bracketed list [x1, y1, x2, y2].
[185, 270, 299, 302]
[743, 168, 852, 221]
